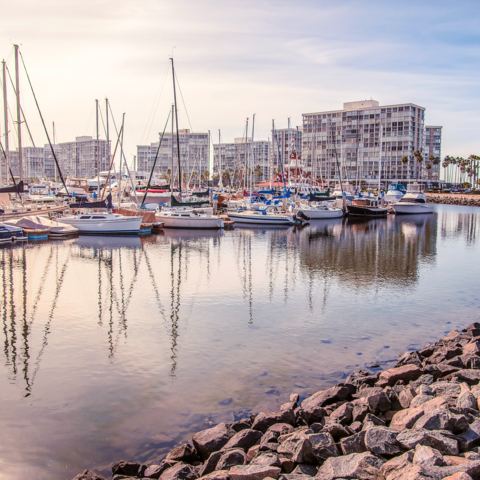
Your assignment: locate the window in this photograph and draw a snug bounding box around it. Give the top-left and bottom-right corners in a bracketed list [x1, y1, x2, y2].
[381, 109, 386, 113]
[79, 216, 92, 219]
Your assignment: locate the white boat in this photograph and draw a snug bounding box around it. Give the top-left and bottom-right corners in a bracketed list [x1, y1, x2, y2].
[156, 210, 224, 229]
[384, 183, 407, 203]
[392, 183, 434, 215]
[332, 182, 355, 201]
[57, 213, 143, 234]
[228, 209, 295, 225]
[294, 203, 343, 219]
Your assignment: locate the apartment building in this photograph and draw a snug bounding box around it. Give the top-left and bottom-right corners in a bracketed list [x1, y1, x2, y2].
[6, 146, 57, 179]
[137, 130, 209, 178]
[272, 127, 303, 164]
[302, 100, 428, 184]
[213, 138, 270, 181]
[425, 126, 442, 182]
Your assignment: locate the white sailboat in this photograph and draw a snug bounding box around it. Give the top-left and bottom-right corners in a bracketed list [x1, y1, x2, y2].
[57, 213, 143, 234]
[294, 203, 343, 219]
[156, 210, 224, 229]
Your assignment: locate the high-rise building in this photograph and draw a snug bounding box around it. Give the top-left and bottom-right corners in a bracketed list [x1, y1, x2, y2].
[302, 100, 429, 184]
[137, 130, 209, 180]
[425, 126, 442, 182]
[272, 127, 302, 165]
[213, 138, 270, 183]
[6, 146, 56, 179]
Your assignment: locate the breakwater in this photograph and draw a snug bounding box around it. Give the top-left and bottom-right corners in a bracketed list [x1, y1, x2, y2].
[75, 322, 480, 480]
[427, 193, 480, 207]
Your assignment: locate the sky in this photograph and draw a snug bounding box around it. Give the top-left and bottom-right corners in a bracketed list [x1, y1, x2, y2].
[1, 0, 480, 167]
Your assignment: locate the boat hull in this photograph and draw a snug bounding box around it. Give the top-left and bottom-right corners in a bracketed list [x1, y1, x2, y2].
[392, 203, 434, 214]
[347, 205, 388, 217]
[0, 225, 27, 242]
[228, 212, 295, 225]
[295, 208, 343, 219]
[157, 216, 224, 229]
[58, 216, 143, 234]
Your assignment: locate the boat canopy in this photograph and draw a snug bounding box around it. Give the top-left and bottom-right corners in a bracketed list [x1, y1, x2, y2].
[0, 181, 25, 194]
[192, 190, 210, 197]
[171, 195, 209, 207]
[70, 193, 113, 209]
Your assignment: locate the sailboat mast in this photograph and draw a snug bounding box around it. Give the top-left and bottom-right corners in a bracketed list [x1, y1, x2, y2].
[171, 103, 174, 192]
[244, 118, 248, 192]
[170, 58, 182, 200]
[378, 123, 383, 198]
[14, 45, 22, 182]
[250, 114, 255, 197]
[271, 120, 274, 190]
[106, 98, 110, 195]
[96, 99, 100, 196]
[2, 61, 9, 186]
[218, 129, 223, 189]
[118, 113, 125, 207]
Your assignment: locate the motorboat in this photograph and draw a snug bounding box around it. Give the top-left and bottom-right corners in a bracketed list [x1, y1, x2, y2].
[156, 210, 224, 229]
[347, 197, 388, 217]
[384, 183, 407, 203]
[228, 208, 295, 225]
[294, 203, 343, 219]
[57, 213, 143, 234]
[392, 183, 434, 215]
[0, 223, 27, 242]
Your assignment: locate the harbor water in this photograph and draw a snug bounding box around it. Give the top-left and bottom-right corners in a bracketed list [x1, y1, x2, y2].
[0, 204, 479, 479]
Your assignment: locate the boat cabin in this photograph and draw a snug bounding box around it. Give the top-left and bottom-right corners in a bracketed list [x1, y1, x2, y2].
[351, 198, 381, 208]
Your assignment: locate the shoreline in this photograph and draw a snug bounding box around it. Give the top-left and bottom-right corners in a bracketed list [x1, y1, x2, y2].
[426, 193, 480, 207]
[75, 322, 480, 480]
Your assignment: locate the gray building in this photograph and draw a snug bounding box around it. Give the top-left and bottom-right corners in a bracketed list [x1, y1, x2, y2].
[302, 100, 428, 184]
[425, 126, 442, 182]
[7, 146, 56, 179]
[137, 130, 209, 179]
[273, 127, 303, 166]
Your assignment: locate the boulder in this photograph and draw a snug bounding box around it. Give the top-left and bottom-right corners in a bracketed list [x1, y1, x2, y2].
[427, 347, 463, 365]
[444, 456, 471, 466]
[364, 426, 401, 455]
[397, 429, 459, 456]
[457, 392, 478, 410]
[112, 461, 142, 477]
[367, 392, 391, 414]
[277, 431, 315, 464]
[193, 423, 236, 461]
[228, 465, 281, 480]
[363, 413, 385, 426]
[247, 446, 260, 463]
[390, 407, 424, 430]
[379, 451, 414, 476]
[448, 370, 480, 385]
[198, 452, 224, 477]
[410, 374, 435, 390]
[320, 423, 350, 441]
[216, 449, 248, 471]
[463, 341, 480, 356]
[397, 350, 423, 367]
[315, 452, 384, 480]
[412, 444, 445, 467]
[300, 387, 350, 411]
[307, 432, 338, 461]
[351, 399, 369, 422]
[267, 424, 294, 436]
[72, 471, 107, 480]
[259, 431, 279, 452]
[167, 444, 199, 464]
[350, 421, 363, 433]
[377, 364, 422, 387]
[198, 472, 230, 480]
[399, 386, 417, 409]
[443, 473, 474, 480]
[383, 386, 403, 410]
[223, 429, 263, 452]
[417, 384, 433, 396]
[420, 396, 450, 413]
[410, 394, 435, 409]
[413, 408, 469, 433]
[290, 394, 300, 404]
[252, 411, 295, 434]
[291, 464, 318, 476]
[340, 430, 367, 455]
[232, 419, 253, 433]
[250, 452, 281, 468]
[280, 402, 296, 412]
[159, 463, 198, 480]
[145, 461, 178, 479]
[329, 402, 353, 425]
[457, 420, 480, 452]
[278, 458, 295, 474]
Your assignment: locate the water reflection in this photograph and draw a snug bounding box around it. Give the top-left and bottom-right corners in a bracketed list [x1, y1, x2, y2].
[0, 206, 479, 480]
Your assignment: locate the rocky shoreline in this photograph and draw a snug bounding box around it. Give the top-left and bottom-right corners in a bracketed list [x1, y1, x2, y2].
[75, 323, 480, 480]
[426, 193, 480, 207]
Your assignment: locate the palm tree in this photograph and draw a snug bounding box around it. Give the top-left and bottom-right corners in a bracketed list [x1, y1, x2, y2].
[401, 155, 409, 181]
[222, 170, 230, 186]
[413, 150, 423, 180]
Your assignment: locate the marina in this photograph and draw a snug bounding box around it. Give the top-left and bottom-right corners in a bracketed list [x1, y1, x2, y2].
[0, 204, 479, 479]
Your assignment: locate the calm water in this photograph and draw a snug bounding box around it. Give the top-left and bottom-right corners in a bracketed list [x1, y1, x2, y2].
[1, 205, 480, 479]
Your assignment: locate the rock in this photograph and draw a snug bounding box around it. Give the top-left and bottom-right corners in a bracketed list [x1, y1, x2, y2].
[390, 407, 425, 430]
[167, 444, 199, 464]
[420, 346, 436, 358]
[413, 408, 469, 433]
[427, 346, 463, 365]
[198, 452, 224, 477]
[159, 463, 198, 480]
[198, 472, 230, 480]
[447, 370, 480, 385]
[291, 464, 318, 476]
[363, 413, 385, 426]
[410, 374, 435, 390]
[383, 386, 403, 410]
[267, 424, 294, 436]
[396, 429, 459, 456]
[438, 364, 462, 376]
[193, 423, 236, 461]
[250, 453, 281, 468]
[379, 451, 414, 476]
[464, 341, 480, 356]
[362, 421, 375, 431]
[377, 364, 423, 387]
[228, 465, 281, 480]
[247, 446, 260, 462]
[410, 395, 435, 409]
[290, 394, 300, 404]
[421, 396, 450, 412]
[259, 431, 279, 452]
[223, 429, 263, 452]
[280, 403, 296, 412]
[417, 384, 433, 396]
[277, 431, 315, 464]
[399, 386, 417, 409]
[278, 476, 310, 480]
[315, 452, 384, 480]
[457, 420, 480, 451]
[353, 386, 383, 399]
[465, 452, 480, 460]
[216, 449, 248, 470]
[413, 444, 445, 467]
[252, 411, 295, 434]
[112, 461, 142, 477]
[351, 399, 369, 422]
[367, 391, 391, 414]
[321, 423, 350, 441]
[72, 471, 107, 480]
[364, 426, 401, 455]
[278, 458, 295, 474]
[457, 392, 478, 410]
[444, 456, 471, 466]
[340, 430, 367, 455]
[329, 402, 353, 425]
[307, 432, 339, 461]
[232, 419, 253, 433]
[397, 350, 423, 367]
[443, 473, 474, 480]
[350, 421, 363, 433]
[300, 386, 350, 411]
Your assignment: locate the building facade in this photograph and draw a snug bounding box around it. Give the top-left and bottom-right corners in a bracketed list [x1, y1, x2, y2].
[6, 147, 56, 179]
[137, 130, 209, 180]
[425, 126, 442, 182]
[272, 127, 303, 165]
[302, 100, 428, 184]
